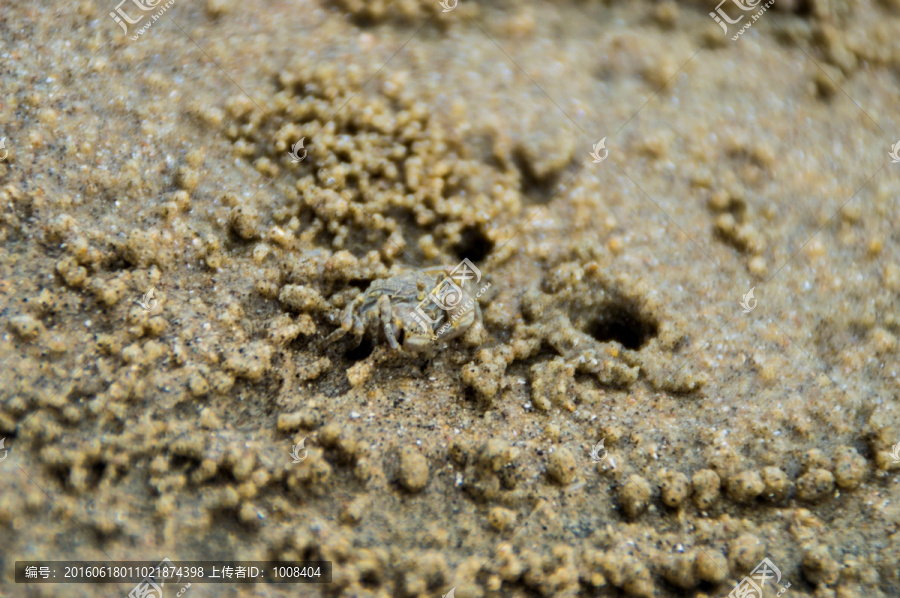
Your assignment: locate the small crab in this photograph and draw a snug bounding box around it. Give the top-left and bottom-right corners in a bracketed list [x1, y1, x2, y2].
[327, 263, 487, 355]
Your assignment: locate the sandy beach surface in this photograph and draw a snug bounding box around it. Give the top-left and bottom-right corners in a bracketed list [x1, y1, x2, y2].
[1, 0, 899, 596]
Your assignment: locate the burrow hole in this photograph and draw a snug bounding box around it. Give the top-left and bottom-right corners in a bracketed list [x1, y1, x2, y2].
[584, 300, 659, 350]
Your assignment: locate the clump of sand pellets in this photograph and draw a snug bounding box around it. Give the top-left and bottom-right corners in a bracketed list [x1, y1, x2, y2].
[222, 63, 521, 267]
[330, 0, 479, 23]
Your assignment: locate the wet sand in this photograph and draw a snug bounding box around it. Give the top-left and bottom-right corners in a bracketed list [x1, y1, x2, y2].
[1, 0, 899, 596]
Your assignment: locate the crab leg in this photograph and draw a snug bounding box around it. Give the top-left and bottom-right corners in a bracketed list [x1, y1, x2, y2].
[378, 294, 401, 351]
[326, 296, 362, 344]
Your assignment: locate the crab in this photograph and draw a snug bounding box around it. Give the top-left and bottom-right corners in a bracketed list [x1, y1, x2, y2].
[327, 264, 487, 355]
